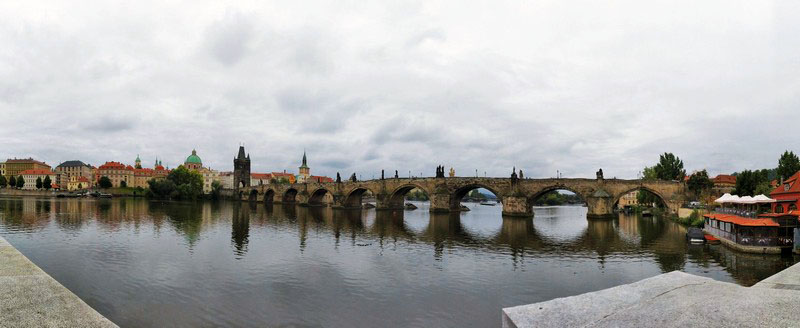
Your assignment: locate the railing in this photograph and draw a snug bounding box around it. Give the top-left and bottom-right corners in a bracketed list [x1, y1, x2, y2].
[713, 207, 757, 218]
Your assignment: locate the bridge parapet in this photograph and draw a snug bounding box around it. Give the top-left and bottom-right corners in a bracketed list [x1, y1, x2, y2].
[236, 177, 686, 219]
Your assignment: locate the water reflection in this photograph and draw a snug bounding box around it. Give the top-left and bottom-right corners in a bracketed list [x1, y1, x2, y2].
[0, 198, 797, 328]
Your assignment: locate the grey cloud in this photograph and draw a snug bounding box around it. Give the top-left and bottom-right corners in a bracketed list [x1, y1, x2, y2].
[0, 1, 798, 180]
[204, 12, 255, 66]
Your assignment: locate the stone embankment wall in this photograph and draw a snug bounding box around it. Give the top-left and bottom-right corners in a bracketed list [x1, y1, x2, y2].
[0, 236, 118, 327]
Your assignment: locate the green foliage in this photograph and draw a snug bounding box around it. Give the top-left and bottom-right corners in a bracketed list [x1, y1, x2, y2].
[653, 153, 686, 181]
[16, 176, 24, 188]
[77, 183, 83, 189]
[210, 180, 222, 200]
[641, 166, 658, 180]
[777, 150, 800, 181]
[6, 175, 14, 187]
[405, 188, 429, 201]
[676, 209, 705, 227]
[733, 169, 771, 196]
[98, 176, 113, 189]
[467, 189, 487, 200]
[687, 170, 713, 199]
[532, 191, 583, 205]
[35, 177, 42, 189]
[636, 189, 663, 207]
[120, 180, 127, 188]
[43, 176, 51, 189]
[146, 165, 204, 200]
[754, 181, 773, 196]
[0, 175, 6, 188]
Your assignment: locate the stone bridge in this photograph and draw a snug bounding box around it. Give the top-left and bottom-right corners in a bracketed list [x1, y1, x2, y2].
[234, 176, 686, 219]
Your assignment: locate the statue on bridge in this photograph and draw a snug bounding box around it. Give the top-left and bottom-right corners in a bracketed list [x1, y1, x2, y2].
[336, 172, 341, 183]
[511, 166, 518, 183]
[350, 173, 357, 182]
[449, 167, 455, 177]
[436, 165, 447, 178]
[395, 170, 399, 179]
[596, 168, 604, 180]
[519, 170, 524, 179]
[381, 170, 384, 180]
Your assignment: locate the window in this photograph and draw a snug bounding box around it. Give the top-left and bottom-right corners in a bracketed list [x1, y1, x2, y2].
[790, 204, 798, 212]
[777, 204, 785, 213]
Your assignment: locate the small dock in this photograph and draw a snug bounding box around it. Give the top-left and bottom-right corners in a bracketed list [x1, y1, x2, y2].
[503, 262, 800, 328]
[0, 236, 117, 327]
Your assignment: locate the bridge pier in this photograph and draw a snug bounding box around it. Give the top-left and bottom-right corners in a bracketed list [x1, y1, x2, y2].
[586, 190, 615, 219]
[501, 196, 532, 218]
[429, 193, 452, 213]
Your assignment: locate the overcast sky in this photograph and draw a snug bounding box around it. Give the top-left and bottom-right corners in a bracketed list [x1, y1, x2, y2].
[1, 1, 799, 179]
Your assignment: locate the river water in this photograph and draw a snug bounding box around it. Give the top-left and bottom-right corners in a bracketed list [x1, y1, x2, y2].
[0, 197, 797, 327]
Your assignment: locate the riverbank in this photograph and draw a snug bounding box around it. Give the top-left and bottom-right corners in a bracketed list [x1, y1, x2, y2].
[0, 235, 117, 327]
[0, 188, 145, 197]
[502, 262, 800, 327]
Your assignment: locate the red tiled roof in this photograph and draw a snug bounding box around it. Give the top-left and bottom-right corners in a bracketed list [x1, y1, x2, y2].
[770, 171, 800, 196]
[19, 169, 55, 175]
[5, 158, 50, 167]
[712, 174, 736, 185]
[251, 173, 273, 179]
[76, 176, 90, 183]
[310, 176, 334, 183]
[134, 168, 155, 176]
[98, 161, 127, 170]
[703, 213, 779, 227]
[271, 172, 294, 177]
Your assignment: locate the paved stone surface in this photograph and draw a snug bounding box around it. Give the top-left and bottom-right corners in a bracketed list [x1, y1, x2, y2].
[753, 262, 800, 290]
[0, 236, 117, 328]
[503, 270, 800, 328]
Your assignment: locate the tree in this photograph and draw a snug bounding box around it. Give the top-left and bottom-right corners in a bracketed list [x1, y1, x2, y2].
[35, 177, 42, 189]
[777, 150, 800, 181]
[653, 153, 686, 181]
[16, 176, 24, 189]
[754, 181, 773, 196]
[120, 180, 127, 188]
[8, 175, 15, 188]
[687, 170, 713, 199]
[0, 175, 6, 188]
[98, 176, 113, 189]
[43, 176, 51, 189]
[210, 180, 222, 200]
[636, 189, 662, 207]
[641, 166, 657, 180]
[146, 165, 204, 200]
[77, 183, 83, 190]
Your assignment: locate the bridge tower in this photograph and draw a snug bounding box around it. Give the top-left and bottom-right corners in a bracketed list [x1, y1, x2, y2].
[233, 146, 251, 191]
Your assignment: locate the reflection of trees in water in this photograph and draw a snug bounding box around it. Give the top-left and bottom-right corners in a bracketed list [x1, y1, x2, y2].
[150, 202, 204, 247]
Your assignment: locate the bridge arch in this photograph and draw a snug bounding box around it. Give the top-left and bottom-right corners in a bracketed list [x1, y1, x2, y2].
[387, 184, 432, 209]
[343, 187, 376, 208]
[528, 185, 589, 207]
[283, 188, 298, 203]
[263, 189, 275, 204]
[248, 189, 258, 202]
[613, 186, 668, 209]
[450, 184, 502, 211]
[308, 188, 332, 207]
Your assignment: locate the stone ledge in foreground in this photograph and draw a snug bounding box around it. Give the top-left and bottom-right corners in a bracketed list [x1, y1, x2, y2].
[502, 270, 800, 328]
[0, 235, 118, 328]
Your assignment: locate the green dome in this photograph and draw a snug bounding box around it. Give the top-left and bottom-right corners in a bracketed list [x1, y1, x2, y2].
[185, 149, 202, 164]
